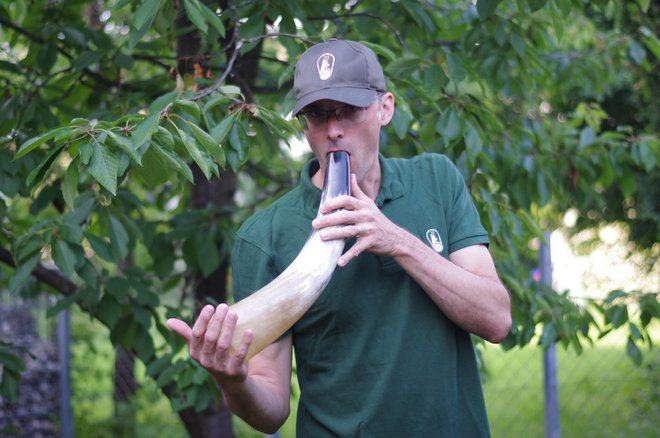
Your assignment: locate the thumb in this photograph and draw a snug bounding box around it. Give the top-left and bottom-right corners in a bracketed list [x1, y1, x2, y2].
[166, 318, 192, 344]
[350, 174, 368, 200]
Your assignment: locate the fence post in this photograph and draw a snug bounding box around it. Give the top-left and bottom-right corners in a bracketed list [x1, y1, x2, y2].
[58, 308, 74, 438]
[539, 231, 560, 438]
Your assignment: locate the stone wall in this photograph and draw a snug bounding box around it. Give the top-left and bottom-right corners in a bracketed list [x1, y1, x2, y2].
[0, 305, 59, 437]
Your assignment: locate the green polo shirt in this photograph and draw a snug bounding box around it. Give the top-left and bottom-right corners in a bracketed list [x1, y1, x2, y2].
[232, 153, 491, 437]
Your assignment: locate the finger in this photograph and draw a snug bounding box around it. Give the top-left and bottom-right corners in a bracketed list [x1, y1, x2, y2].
[201, 304, 229, 356]
[318, 194, 357, 215]
[216, 310, 239, 358]
[349, 173, 369, 200]
[190, 304, 215, 354]
[166, 318, 192, 344]
[227, 329, 253, 372]
[337, 240, 366, 267]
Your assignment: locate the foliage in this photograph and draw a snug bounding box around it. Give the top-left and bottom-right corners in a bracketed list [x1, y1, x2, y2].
[0, 0, 657, 430]
[68, 307, 188, 437]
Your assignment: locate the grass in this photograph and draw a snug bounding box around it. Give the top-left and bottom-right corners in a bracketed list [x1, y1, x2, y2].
[482, 343, 659, 438]
[66, 306, 658, 437]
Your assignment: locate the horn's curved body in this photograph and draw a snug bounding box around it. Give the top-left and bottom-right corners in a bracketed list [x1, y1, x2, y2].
[229, 151, 350, 360]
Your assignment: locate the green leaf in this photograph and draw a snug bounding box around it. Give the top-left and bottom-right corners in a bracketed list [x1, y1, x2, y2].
[203, 94, 231, 115]
[148, 143, 195, 183]
[195, 231, 220, 277]
[609, 305, 628, 328]
[637, 0, 650, 12]
[135, 0, 162, 30]
[0, 349, 25, 373]
[156, 359, 187, 387]
[447, 53, 467, 83]
[51, 239, 77, 278]
[132, 113, 160, 148]
[549, 0, 564, 40]
[72, 51, 104, 71]
[89, 141, 119, 195]
[477, 0, 502, 18]
[183, 0, 208, 34]
[510, 30, 526, 56]
[107, 131, 142, 165]
[37, 43, 58, 74]
[227, 122, 249, 171]
[112, 317, 138, 349]
[59, 222, 83, 244]
[65, 193, 97, 225]
[15, 126, 68, 159]
[62, 158, 80, 208]
[386, 56, 421, 78]
[423, 64, 448, 95]
[172, 122, 215, 179]
[628, 40, 646, 66]
[555, 0, 572, 16]
[626, 337, 643, 365]
[79, 141, 93, 165]
[173, 99, 201, 120]
[86, 233, 114, 262]
[146, 353, 174, 378]
[528, 0, 547, 12]
[210, 114, 235, 143]
[184, 120, 222, 158]
[149, 91, 178, 113]
[640, 26, 660, 59]
[463, 120, 483, 159]
[97, 294, 121, 327]
[152, 126, 175, 149]
[579, 127, 597, 149]
[199, 0, 225, 36]
[0, 368, 21, 403]
[436, 106, 462, 143]
[107, 216, 129, 259]
[26, 143, 65, 191]
[540, 323, 557, 348]
[9, 253, 40, 291]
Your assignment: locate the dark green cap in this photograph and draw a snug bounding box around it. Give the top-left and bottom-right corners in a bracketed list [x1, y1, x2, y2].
[292, 40, 386, 116]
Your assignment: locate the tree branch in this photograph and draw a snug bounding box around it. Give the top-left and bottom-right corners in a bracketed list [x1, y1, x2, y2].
[0, 246, 77, 295]
[308, 12, 408, 51]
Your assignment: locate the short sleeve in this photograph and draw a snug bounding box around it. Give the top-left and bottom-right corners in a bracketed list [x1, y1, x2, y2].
[441, 157, 489, 253]
[231, 235, 277, 302]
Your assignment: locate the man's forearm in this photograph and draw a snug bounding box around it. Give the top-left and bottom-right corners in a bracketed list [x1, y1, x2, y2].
[219, 336, 293, 434]
[221, 375, 290, 434]
[391, 228, 511, 342]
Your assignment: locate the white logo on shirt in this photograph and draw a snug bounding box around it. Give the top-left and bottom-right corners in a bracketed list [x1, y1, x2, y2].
[426, 229, 443, 253]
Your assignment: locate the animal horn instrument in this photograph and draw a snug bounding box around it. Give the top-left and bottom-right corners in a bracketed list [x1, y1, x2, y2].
[229, 150, 350, 360]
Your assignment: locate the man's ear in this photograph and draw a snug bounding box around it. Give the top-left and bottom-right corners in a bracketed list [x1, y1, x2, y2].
[380, 92, 395, 126]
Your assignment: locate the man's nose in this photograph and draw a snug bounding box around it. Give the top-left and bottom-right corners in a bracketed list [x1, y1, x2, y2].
[325, 113, 344, 138]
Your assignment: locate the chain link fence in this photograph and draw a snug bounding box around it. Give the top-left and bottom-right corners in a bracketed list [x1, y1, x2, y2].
[482, 337, 659, 438]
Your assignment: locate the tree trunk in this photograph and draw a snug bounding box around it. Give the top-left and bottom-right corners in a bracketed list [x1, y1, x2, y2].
[173, 0, 266, 434]
[113, 345, 138, 402]
[175, 3, 237, 436]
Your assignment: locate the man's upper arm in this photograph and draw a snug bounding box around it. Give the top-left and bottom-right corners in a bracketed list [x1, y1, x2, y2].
[449, 244, 499, 281]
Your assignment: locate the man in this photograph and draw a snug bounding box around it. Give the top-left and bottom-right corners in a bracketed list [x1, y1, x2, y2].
[167, 39, 511, 437]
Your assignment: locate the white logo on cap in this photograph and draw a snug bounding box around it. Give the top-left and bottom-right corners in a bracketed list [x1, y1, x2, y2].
[317, 53, 335, 80]
[426, 229, 444, 253]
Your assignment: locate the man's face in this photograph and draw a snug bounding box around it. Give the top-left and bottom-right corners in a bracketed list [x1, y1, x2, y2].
[300, 94, 394, 186]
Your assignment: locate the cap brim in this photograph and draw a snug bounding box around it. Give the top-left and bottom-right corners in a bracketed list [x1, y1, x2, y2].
[292, 88, 377, 117]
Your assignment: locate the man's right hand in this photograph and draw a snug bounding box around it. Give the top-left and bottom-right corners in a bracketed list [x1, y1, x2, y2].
[166, 303, 254, 388]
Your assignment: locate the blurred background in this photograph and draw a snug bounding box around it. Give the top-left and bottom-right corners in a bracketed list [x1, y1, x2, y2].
[1, 0, 657, 437]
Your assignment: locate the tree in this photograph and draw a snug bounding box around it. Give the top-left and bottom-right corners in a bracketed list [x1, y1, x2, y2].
[1, 0, 657, 436]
